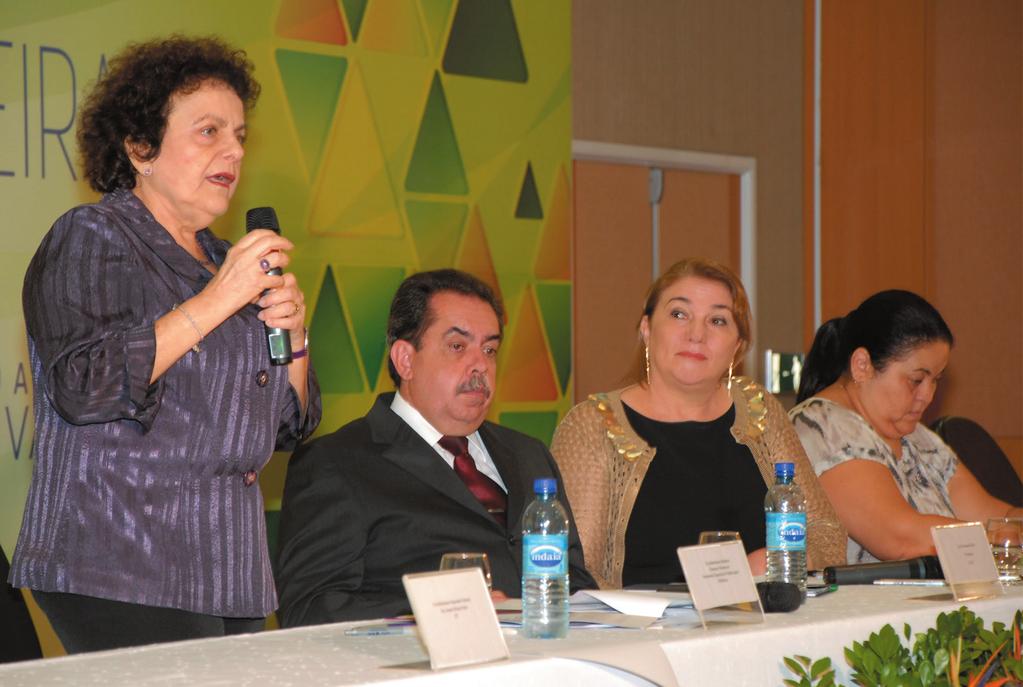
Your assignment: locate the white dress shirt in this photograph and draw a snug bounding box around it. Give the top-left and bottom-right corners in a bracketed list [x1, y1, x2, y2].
[390, 391, 508, 491]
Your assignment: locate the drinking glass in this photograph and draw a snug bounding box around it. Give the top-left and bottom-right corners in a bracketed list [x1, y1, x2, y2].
[986, 517, 1023, 582]
[698, 531, 741, 545]
[439, 552, 493, 590]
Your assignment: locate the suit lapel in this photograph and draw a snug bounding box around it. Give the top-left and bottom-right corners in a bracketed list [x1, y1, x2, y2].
[480, 423, 530, 532]
[367, 395, 501, 527]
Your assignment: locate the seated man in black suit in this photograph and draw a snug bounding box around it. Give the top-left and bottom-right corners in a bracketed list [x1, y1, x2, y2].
[276, 269, 595, 626]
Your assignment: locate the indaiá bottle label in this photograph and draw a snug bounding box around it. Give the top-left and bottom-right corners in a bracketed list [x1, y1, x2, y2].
[522, 534, 568, 575]
[766, 512, 807, 551]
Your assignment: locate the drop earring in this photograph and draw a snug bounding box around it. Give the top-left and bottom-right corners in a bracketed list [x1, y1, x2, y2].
[645, 345, 651, 387]
[726, 361, 734, 391]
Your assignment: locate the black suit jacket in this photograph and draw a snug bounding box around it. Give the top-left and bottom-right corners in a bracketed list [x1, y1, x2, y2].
[275, 393, 596, 627]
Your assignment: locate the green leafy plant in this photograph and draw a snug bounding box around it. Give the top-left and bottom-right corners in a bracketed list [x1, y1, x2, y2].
[784, 655, 837, 687]
[782, 608, 1023, 687]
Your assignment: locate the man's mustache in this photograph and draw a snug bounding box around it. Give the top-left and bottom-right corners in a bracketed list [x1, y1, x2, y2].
[457, 373, 491, 397]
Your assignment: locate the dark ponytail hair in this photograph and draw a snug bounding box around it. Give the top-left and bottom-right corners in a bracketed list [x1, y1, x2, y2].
[796, 290, 954, 403]
[797, 316, 846, 403]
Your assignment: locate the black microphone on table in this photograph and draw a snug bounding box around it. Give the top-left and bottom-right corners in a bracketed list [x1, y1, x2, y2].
[245, 207, 292, 366]
[756, 581, 803, 613]
[823, 555, 943, 585]
[755, 556, 943, 612]
[654, 581, 802, 613]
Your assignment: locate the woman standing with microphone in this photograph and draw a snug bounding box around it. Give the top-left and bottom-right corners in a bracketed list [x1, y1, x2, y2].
[8, 36, 320, 652]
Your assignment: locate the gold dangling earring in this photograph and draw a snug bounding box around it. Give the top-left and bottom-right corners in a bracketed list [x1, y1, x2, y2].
[645, 345, 651, 387]
[726, 360, 734, 391]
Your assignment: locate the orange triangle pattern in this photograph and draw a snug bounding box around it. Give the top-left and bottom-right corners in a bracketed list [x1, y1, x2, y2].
[534, 165, 571, 280]
[359, 0, 427, 56]
[457, 205, 503, 309]
[276, 0, 348, 45]
[499, 286, 559, 402]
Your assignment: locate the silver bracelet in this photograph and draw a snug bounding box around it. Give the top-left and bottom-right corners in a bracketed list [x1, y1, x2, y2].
[172, 303, 203, 353]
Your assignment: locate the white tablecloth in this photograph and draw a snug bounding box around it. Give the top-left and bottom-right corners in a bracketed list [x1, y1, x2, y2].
[1, 585, 1020, 686]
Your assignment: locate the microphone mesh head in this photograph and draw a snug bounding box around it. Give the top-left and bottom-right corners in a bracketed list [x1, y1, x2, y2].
[756, 581, 802, 613]
[246, 207, 280, 234]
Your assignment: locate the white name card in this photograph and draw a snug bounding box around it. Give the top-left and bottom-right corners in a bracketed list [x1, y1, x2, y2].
[931, 522, 1002, 601]
[401, 568, 510, 670]
[677, 541, 763, 627]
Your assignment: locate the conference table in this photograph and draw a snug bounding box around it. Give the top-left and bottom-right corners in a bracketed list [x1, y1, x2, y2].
[2, 585, 1020, 686]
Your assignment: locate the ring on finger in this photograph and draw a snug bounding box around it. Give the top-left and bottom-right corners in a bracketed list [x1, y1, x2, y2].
[259, 258, 271, 271]
[293, 302, 300, 316]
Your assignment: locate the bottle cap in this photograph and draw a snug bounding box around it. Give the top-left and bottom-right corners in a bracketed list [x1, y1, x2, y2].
[774, 462, 795, 478]
[533, 478, 557, 495]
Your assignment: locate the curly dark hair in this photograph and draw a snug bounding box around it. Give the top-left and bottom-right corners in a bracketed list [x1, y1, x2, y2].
[77, 35, 260, 193]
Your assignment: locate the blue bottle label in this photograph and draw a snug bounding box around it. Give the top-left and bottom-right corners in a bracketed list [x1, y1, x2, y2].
[766, 512, 807, 551]
[523, 534, 568, 576]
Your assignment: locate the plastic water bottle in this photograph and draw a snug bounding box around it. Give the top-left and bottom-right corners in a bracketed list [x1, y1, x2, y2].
[521, 478, 570, 639]
[765, 462, 807, 600]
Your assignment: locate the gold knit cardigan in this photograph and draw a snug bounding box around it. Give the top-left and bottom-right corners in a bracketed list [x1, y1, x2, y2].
[550, 378, 847, 589]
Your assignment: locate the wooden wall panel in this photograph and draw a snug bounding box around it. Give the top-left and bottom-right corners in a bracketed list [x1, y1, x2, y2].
[819, 0, 928, 320]
[572, 161, 652, 401]
[925, 0, 1022, 440]
[658, 170, 740, 274]
[815, 0, 1022, 448]
[574, 0, 806, 368]
[802, 0, 817, 350]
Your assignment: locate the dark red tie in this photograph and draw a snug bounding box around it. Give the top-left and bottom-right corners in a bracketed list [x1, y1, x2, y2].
[438, 435, 507, 528]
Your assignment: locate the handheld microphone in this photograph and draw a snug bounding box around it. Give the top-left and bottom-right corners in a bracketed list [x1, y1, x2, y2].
[245, 207, 292, 366]
[823, 555, 943, 585]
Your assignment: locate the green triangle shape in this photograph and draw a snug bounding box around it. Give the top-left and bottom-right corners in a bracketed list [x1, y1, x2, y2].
[515, 163, 543, 219]
[498, 411, 558, 446]
[310, 265, 365, 393]
[534, 282, 571, 394]
[337, 266, 407, 390]
[442, 0, 527, 82]
[275, 50, 347, 178]
[404, 72, 468, 195]
[342, 0, 370, 41]
[407, 200, 467, 269]
[419, 0, 455, 55]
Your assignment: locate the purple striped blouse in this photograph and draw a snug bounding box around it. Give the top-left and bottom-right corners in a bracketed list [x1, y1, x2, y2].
[9, 190, 321, 617]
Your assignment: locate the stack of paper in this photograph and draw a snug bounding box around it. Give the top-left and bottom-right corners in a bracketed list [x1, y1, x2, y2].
[496, 590, 698, 629]
[569, 590, 697, 629]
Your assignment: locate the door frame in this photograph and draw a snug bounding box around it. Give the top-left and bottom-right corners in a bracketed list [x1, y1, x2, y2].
[572, 140, 758, 372]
